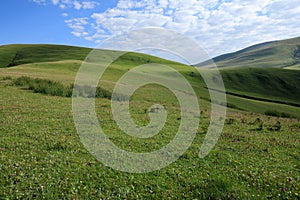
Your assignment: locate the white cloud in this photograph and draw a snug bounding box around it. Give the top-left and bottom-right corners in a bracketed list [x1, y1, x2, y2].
[33, 0, 98, 10]
[65, 17, 89, 37]
[82, 1, 98, 9]
[32, 0, 47, 5]
[33, 0, 300, 59]
[59, 4, 66, 9]
[62, 12, 68, 17]
[73, 1, 82, 10]
[52, 0, 59, 5]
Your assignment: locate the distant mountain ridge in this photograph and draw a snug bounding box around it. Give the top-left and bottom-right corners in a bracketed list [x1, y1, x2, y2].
[199, 36, 300, 69]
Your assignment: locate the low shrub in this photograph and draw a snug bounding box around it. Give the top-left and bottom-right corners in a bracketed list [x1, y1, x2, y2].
[14, 76, 32, 86]
[72, 84, 112, 99]
[95, 86, 112, 99]
[1, 76, 13, 81]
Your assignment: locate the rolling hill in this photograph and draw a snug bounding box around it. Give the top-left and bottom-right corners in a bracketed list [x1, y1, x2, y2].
[0, 44, 91, 68]
[0, 44, 179, 68]
[197, 36, 300, 110]
[199, 36, 300, 69]
[0, 43, 300, 118]
[1, 43, 300, 198]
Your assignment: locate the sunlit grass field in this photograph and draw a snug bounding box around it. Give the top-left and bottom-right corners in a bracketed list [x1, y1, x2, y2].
[0, 44, 300, 199]
[1, 78, 299, 199]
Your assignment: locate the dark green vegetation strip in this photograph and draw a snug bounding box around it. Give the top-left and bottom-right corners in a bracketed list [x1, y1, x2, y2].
[223, 89, 300, 108]
[13, 76, 112, 99]
[220, 68, 300, 106]
[264, 110, 294, 118]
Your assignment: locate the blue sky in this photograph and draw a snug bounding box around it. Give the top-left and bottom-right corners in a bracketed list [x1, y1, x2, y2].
[0, 0, 115, 47]
[1, 0, 300, 59]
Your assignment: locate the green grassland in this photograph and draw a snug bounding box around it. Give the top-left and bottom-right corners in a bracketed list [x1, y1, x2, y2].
[1, 44, 300, 118]
[1, 78, 299, 199]
[0, 44, 300, 199]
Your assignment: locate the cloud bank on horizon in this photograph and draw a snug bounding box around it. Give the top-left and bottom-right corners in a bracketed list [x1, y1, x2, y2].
[33, 0, 300, 59]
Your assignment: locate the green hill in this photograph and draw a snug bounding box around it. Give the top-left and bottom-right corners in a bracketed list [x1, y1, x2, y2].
[196, 36, 300, 113]
[199, 36, 300, 69]
[0, 44, 178, 68]
[0, 44, 92, 68]
[0, 43, 300, 118]
[1, 43, 300, 199]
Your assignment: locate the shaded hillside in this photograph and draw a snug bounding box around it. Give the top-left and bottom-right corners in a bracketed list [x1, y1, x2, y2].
[0, 44, 92, 68]
[221, 68, 300, 106]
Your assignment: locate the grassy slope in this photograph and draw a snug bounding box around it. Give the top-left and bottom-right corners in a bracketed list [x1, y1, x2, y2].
[0, 45, 20, 68]
[1, 44, 300, 118]
[220, 67, 300, 106]
[0, 44, 300, 199]
[0, 44, 180, 68]
[199, 36, 300, 69]
[0, 44, 91, 68]
[1, 77, 300, 199]
[197, 36, 300, 116]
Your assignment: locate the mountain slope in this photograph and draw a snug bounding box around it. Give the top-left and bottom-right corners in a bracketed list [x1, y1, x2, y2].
[0, 43, 299, 118]
[197, 36, 300, 109]
[199, 36, 300, 69]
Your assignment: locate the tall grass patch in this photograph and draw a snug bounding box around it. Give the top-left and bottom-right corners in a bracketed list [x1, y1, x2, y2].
[13, 76, 111, 99]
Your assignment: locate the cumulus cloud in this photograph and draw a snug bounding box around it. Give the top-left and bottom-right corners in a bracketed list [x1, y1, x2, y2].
[65, 18, 89, 37]
[33, 0, 300, 59]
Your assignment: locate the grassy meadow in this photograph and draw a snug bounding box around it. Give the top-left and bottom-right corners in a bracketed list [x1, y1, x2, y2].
[0, 44, 300, 199]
